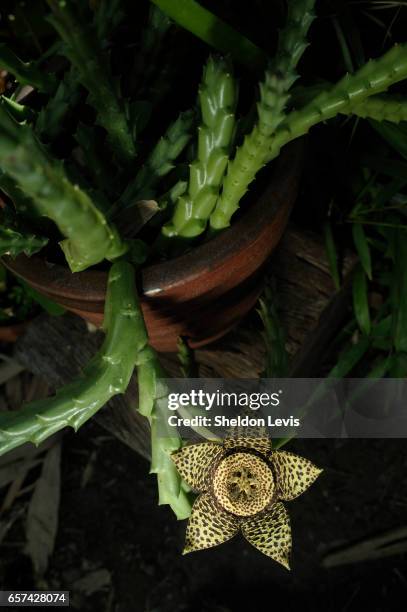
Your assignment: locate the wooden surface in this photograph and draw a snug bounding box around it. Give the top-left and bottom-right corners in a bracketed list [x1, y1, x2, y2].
[13, 225, 355, 460]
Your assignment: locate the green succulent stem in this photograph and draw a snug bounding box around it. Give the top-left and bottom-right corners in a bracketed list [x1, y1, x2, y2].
[36, 67, 81, 143]
[93, 0, 125, 43]
[120, 110, 195, 209]
[209, 0, 315, 231]
[0, 43, 56, 93]
[0, 261, 140, 454]
[267, 43, 407, 164]
[348, 94, 407, 123]
[0, 172, 34, 217]
[0, 105, 126, 272]
[162, 56, 237, 238]
[0, 226, 48, 258]
[264, 0, 316, 134]
[134, 333, 192, 519]
[0, 97, 35, 123]
[132, 5, 171, 94]
[46, 0, 136, 166]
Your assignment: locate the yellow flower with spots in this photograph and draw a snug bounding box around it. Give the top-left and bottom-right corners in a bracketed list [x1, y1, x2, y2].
[172, 433, 322, 569]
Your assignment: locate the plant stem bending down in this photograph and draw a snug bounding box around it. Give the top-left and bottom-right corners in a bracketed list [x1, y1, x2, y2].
[0, 104, 126, 272]
[0, 260, 191, 519]
[0, 262, 140, 454]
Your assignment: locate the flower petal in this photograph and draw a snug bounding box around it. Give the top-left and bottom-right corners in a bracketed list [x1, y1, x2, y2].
[270, 450, 322, 501]
[224, 423, 271, 455]
[183, 493, 239, 554]
[171, 442, 224, 492]
[241, 502, 291, 569]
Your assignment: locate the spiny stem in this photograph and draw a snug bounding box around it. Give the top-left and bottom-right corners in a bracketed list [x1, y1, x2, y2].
[120, 110, 195, 209]
[132, 321, 192, 520]
[131, 5, 171, 94]
[75, 122, 114, 197]
[0, 43, 56, 93]
[261, 0, 316, 135]
[0, 97, 35, 123]
[0, 105, 126, 272]
[267, 43, 407, 163]
[209, 0, 315, 231]
[0, 262, 141, 454]
[36, 67, 81, 143]
[46, 0, 136, 166]
[348, 94, 407, 123]
[93, 0, 125, 42]
[0, 226, 48, 258]
[162, 56, 237, 238]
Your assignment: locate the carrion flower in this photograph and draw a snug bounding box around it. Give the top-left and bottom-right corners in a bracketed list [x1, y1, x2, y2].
[171, 432, 322, 568]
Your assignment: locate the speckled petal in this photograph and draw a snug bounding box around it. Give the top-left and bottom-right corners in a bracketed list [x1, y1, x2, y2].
[183, 493, 239, 554]
[270, 450, 322, 501]
[171, 442, 224, 492]
[224, 422, 271, 455]
[242, 502, 291, 569]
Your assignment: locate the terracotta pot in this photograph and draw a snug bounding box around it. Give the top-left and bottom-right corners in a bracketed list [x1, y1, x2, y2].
[1, 142, 303, 352]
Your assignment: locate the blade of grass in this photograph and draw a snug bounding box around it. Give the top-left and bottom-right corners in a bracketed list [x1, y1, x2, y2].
[352, 263, 371, 336]
[324, 221, 341, 290]
[361, 154, 407, 180]
[391, 228, 407, 352]
[149, 0, 267, 71]
[328, 334, 371, 378]
[389, 352, 407, 377]
[370, 119, 407, 160]
[352, 223, 372, 279]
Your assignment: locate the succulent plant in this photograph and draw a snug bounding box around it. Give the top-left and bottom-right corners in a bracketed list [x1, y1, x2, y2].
[0, 0, 407, 539]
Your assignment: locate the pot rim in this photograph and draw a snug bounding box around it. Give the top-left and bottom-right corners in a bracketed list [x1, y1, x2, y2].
[1, 141, 303, 303]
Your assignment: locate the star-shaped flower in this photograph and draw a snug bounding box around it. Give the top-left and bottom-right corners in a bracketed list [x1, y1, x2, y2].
[171, 433, 322, 568]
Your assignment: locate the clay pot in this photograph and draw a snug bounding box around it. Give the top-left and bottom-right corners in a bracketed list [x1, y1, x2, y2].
[1, 142, 303, 352]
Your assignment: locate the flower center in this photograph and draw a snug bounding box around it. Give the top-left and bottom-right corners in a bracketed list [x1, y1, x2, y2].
[213, 452, 274, 517]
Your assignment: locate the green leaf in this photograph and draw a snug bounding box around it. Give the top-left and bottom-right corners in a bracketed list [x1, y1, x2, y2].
[352, 264, 371, 336]
[149, 0, 267, 71]
[177, 336, 198, 378]
[328, 334, 370, 378]
[257, 284, 289, 378]
[324, 222, 341, 290]
[19, 281, 65, 316]
[391, 229, 407, 352]
[360, 153, 407, 180]
[389, 353, 407, 377]
[370, 120, 407, 161]
[370, 314, 392, 350]
[352, 223, 372, 279]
